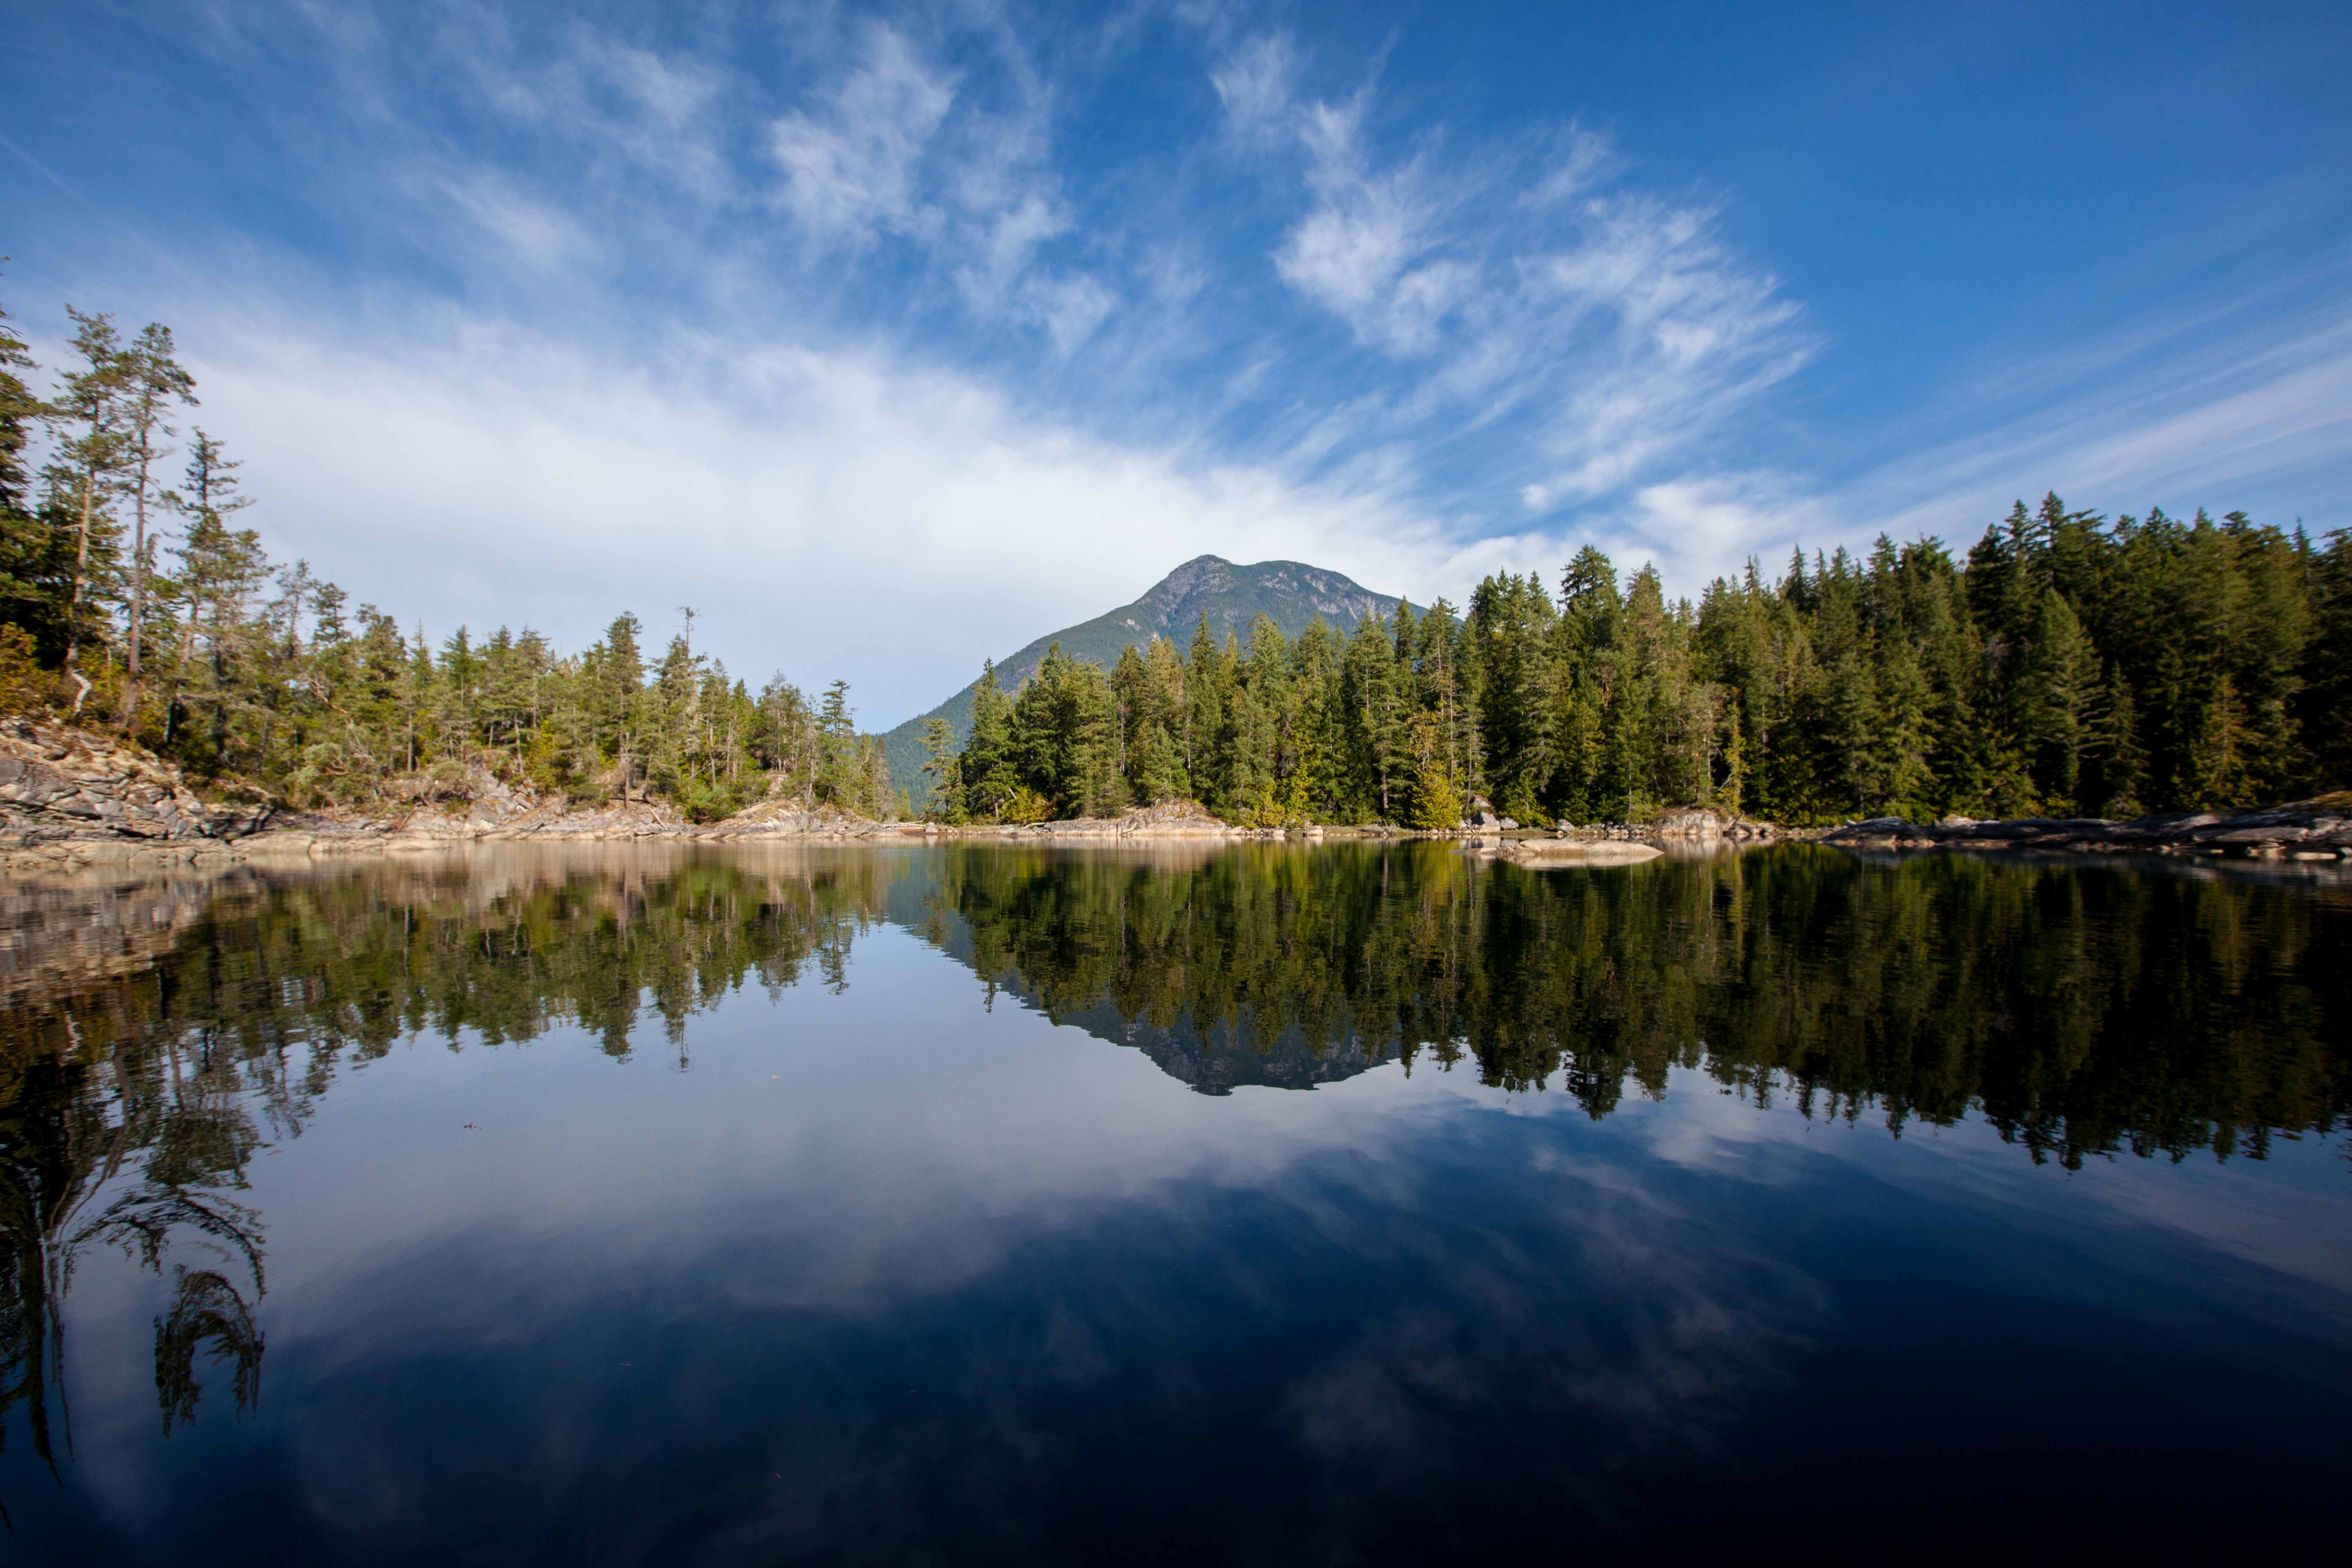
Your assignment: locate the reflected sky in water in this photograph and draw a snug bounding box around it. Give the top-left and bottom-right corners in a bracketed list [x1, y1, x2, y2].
[3, 844, 2348, 1563]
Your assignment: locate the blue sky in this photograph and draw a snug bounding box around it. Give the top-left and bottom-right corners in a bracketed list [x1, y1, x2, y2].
[5, 0, 2348, 725]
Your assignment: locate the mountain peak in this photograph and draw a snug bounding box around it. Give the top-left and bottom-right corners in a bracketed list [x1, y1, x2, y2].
[881, 554, 1401, 787]
[1149, 554, 1236, 602]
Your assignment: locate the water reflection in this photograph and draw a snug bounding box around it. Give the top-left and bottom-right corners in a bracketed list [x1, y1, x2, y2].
[0, 842, 2347, 1550]
[946, 844, 2352, 1157]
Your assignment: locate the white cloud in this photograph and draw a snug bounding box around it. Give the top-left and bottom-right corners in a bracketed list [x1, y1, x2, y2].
[956, 192, 1071, 306]
[768, 22, 956, 246]
[757, 18, 1114, 349]
[1520, 126, 1616, 209]
[1210, 32, 1296, 148]
[1138, 241, 1209, 303]
[1253, 78, 1808, 515]
[1617, 474, 1836, 589]
[1034, 274, 1118, 354]
[423, 166, 598, 271]
[1275, 94, 1454, 349]
[167, 293, 1458, 725]
[462, 24, 731, 199]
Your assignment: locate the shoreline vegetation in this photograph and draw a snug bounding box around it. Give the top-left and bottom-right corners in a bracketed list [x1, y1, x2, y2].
[4, 296, 2348, 868]
[6, 714, 2348, 871]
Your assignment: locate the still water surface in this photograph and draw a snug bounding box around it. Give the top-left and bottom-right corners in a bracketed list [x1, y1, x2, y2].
[3, 842, 2349, 1562]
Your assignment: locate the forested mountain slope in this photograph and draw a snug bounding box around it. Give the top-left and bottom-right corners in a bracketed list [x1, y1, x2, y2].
[879, 555, 1399, 789]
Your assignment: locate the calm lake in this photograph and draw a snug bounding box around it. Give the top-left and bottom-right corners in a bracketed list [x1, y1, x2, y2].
[3, 842, 2349, 1563]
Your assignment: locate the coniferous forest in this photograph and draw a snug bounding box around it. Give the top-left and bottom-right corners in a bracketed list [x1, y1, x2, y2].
[0, 300, 895, 821]
[5, 296, 2348, 828]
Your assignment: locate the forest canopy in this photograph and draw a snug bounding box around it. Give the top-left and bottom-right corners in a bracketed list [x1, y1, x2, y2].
[4, 291, 2346, 827]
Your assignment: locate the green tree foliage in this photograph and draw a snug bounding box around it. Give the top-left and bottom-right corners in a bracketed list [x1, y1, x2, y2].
[38, 308, 133, 698]
[955, 661, 1020, 820]
[0, 286, 49, 647]
[0, 298, 899, 819]
[918, 715, 961, 819]
[114, 322, 197, 735]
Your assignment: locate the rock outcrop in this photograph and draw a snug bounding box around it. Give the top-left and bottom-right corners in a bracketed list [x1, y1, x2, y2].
[0, 723, 1269, 866]
[1818, 797, 2352, 859]
[947, 798, 1238, 840]
[1, 718, 273, 863]
[1530, 810, 1778, 844]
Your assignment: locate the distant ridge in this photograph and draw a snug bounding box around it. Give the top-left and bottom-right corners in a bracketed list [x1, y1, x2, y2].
[880, 555, 1402, 795]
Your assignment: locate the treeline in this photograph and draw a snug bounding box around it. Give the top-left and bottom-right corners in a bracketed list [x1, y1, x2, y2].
[0, 298, 895, 819]
[932, 512, 2352, 827]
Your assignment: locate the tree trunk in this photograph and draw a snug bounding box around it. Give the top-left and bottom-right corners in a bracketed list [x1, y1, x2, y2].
[163, 597, 200, 746]
[64, 472, 96, 671]
[210, 629, 230, 773]
[122, 487, 150, 733]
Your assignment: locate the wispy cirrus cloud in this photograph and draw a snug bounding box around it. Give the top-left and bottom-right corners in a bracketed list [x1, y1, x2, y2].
[770, 22, 957, 247]
[1845, 291, 2352, 546]
[457, 19, 732, 200]
[1275, 92, 1461, 352]
[419, 165, 600, 272]
[1214, 31, 1811, 527]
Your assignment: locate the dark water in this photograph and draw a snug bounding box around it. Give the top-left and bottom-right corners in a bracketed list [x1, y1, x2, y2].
[3, 842, 2349, 1563]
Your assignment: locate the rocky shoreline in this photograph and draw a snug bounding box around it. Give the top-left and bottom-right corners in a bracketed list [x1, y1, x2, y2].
[1816, 801, 2352, 860]
[0, 719, 1315, 870]
[6, 716, 2347, 872]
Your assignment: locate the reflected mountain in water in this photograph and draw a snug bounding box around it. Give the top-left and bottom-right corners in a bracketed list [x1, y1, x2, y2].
[2, 840, 2349, 1459]
[905, 846, 1393, 1094]
[1052, 1003, 1387, 1095]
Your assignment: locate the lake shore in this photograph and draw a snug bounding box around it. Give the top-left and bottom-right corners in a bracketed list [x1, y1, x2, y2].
[1816, 798, 2352, 860]
[7, 715, 2347, 871]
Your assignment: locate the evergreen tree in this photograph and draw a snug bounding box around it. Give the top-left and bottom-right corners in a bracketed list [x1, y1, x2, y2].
[600, 613, 645, 797]
[162, 439, 265, 771]
[2299, 529, 2352, 791]
[115, 322, 196, 733]
[40, 309, 132, 700]
[816, 678, 865, 807]
[919, 716, 961, 819]
[0, 285, 48, 663]
[956, 661, 1020, 821]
